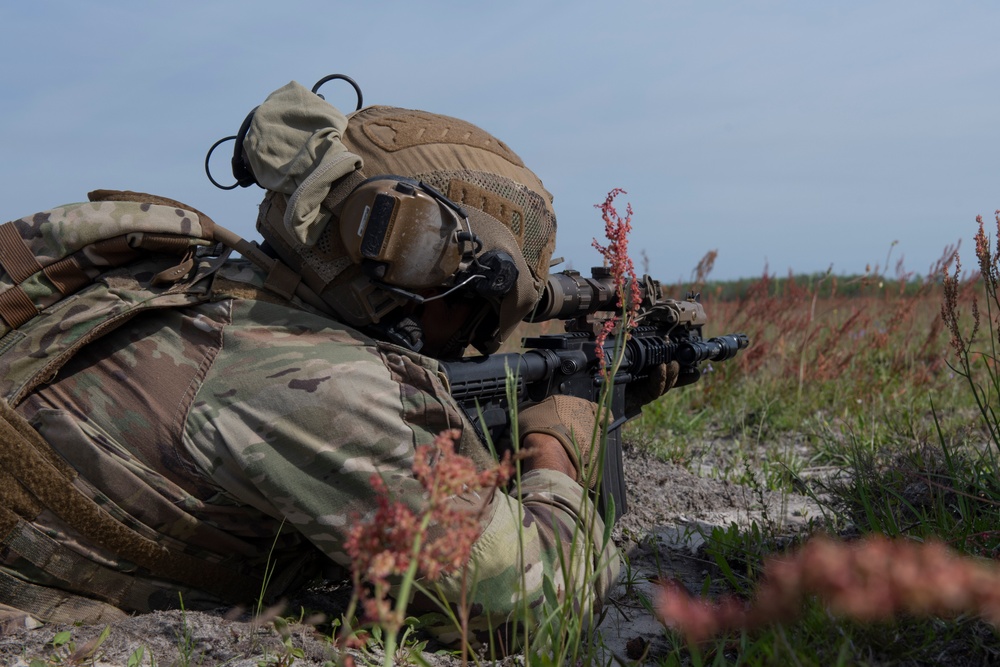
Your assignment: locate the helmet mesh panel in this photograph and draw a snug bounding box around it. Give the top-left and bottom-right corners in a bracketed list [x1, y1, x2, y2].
[416, 170, 555, 276]
[314, 233, 333, 256]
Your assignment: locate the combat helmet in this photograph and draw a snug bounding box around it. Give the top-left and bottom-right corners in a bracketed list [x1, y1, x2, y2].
[212, 76, 556, 356]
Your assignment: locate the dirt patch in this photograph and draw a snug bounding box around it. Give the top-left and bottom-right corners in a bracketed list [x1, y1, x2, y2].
[600, 445, 822, 663]
[0, 446, 822, 666]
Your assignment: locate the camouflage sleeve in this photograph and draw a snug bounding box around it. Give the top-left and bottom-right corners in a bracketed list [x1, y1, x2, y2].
[429, 469, 621, 644]
[184, 297, 453, 570]
[183, 294, 618, 633]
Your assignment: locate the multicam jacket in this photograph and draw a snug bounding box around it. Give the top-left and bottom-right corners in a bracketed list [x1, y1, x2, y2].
[0, 197, 619, 637]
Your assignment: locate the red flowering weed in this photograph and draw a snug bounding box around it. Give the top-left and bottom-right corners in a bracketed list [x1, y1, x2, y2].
[593, 188, 642, 369]
[656, 534, 1000, 643]
[344, 429, 513, 629]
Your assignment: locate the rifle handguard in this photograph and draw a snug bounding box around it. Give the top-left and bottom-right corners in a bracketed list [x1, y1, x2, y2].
[519, 395, 608, 489]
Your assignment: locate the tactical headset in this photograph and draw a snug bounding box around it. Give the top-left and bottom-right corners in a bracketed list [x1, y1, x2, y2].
[338, 176, 519, 302]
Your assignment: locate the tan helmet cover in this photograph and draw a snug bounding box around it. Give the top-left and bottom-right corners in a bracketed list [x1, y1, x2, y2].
[244, 82, 362, 246]
[253, 91, 557, 352]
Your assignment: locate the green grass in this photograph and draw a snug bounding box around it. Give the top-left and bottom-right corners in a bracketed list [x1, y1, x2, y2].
[627, 279, 983, 489]
[620, 233, 1000, 665]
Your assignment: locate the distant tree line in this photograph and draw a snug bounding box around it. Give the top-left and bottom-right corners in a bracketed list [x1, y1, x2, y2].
[670, 271, 947, 302]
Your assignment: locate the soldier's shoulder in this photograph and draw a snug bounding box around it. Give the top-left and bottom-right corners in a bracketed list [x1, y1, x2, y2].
[214, 260, 360, 329]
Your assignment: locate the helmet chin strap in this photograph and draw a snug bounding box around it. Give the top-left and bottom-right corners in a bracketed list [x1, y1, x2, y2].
[435, 323, 475, 360]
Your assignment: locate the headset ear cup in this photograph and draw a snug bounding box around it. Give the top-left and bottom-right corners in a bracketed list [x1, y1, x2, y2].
[471, 250, 519, 298]
[339, 176, 471, 290]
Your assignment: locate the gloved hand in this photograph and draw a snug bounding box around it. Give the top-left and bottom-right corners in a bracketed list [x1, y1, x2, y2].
[518, 395, 609, 488]
[624, 360, 681, 415]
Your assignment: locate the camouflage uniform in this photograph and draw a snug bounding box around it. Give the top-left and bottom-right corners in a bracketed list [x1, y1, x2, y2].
[0, 200, 619, 634]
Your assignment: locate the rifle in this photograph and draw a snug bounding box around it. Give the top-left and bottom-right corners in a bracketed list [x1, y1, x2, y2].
[440, 267, 749, 523]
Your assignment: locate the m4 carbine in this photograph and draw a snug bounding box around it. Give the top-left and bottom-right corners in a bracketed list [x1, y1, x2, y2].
[441, 267, 749, 523]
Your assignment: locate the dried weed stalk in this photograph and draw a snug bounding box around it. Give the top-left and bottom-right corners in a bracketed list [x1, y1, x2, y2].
[941, 210, 1000, 448]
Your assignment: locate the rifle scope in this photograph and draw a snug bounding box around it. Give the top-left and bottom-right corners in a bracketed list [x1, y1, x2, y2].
[526, 269, 640, 322]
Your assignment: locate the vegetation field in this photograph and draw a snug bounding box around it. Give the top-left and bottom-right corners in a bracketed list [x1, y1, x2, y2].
[636, 258, 972, 481]
[618, 227, 1000, 665]
[5, 223, 1000, 666]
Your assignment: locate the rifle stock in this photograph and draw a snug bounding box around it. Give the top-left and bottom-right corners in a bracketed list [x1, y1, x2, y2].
[441, 268, 748, 523]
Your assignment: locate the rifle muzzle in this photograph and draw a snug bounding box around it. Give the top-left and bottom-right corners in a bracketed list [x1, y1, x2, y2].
[675, 333, 749, 365]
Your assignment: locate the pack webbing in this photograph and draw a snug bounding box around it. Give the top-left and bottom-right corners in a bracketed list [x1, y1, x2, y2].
[0, 400, 262, 605]
[0, 221, 41, 283]
[0, 288, 35, 331]
[0, 568, 126, 626]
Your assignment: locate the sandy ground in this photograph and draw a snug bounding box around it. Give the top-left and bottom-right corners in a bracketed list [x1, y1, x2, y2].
[0, 445, 822, 666]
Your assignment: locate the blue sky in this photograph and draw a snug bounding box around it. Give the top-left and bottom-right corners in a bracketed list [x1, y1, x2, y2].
[2, 2, 997, 282]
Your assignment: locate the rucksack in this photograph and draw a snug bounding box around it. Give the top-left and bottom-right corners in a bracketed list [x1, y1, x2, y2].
[0, 189, 320, 405]
[0, 190, 271, 617]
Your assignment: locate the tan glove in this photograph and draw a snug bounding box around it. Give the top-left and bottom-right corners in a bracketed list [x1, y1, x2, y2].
[518, 395, 608, 488]
[624, 360, 681, 415]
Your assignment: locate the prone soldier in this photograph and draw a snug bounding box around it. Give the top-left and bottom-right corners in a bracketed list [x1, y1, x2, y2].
[0, 78, 678, 639]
